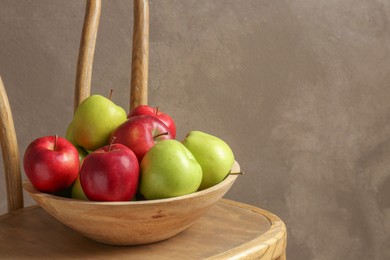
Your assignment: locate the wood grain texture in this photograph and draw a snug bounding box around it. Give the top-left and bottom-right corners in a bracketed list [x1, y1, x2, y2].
[0, 76, 23, 212]
[22, 166, 239, 245]
[0, 199, 286, 259]
[74, 0, 101, 112]
[130, 0, 149, 110]
[0, 1, 288, 257]
[206, 200, 287, 260]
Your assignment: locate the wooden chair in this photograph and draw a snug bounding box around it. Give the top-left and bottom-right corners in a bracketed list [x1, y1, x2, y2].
[0, 0, 287, 259]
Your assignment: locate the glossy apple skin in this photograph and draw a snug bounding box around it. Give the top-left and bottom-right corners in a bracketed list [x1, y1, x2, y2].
[72, 95, 127, 151]
[128, 105, 176, 138]
[79, 143, 139, 201]
[111, 115, 173, 163]
[140, 139, 202, 200]
[182, 131, 235, 190]
[71, 147, 89, 200]
[23, 136, 79, 193]
[71, 176, 89, 200]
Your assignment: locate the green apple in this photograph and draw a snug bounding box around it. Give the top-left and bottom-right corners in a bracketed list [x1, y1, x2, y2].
[66, 123, 89, 162]
[75, 146, 88, 164]
[66, 122, 94, 154]
[70, 146, 89, 200]
[72, 95, 127, 151]
[182, 130, 235, 190]
[71, 176, 88, 200]
[65, 120, 77, 146]
[140, 140, 202, 200]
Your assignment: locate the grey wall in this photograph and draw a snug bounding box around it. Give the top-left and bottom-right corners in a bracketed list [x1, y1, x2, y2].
[1, 0, 390, 259]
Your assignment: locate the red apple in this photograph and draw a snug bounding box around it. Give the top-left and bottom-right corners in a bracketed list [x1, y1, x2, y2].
[111, 115, 173, 162]
[23, 135, 79, 193]
[128, 105, 176, 138]
[79, 143, 139, 201]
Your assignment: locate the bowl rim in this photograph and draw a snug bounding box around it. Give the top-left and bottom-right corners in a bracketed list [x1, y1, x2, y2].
[23, 174, 238, 206]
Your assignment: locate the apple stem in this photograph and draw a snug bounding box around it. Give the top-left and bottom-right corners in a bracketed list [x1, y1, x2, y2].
[155, 106, 159, 115]
[109, 136, 116, 152]
[54, 134, 58, 151]
[153, 132, 169, 139]
[108, 89, 114, 100]
[229, 172, 245, 175]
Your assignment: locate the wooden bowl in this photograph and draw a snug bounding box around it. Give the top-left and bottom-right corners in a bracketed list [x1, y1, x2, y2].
[23, 162, 239, 245]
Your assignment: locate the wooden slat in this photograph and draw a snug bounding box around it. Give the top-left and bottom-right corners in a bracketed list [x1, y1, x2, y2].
[0, 200, 287, 259]
[130, 0, 149, 110]
[0, 76, 23, 212]
[74, 0, 102, 112]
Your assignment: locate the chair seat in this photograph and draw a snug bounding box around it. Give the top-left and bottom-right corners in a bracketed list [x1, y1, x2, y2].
[0, 199, 286, 259]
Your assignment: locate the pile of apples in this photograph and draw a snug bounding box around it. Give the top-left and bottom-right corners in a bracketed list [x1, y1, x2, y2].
[23, 93, 235, 201]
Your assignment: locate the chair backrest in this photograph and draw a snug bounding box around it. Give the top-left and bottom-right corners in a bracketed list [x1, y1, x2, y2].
[0, 0, 149, 213]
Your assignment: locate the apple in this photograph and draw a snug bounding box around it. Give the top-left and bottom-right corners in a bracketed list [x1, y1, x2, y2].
[72, 94, 127, 151]
[66, 124, 88, 199]
[128, 105, 176, 138]
[110, 115, 173, 162]
[139, 139, 202, 199]
[23, 135, 79, 193]
[182, 130, 235, 190]
[75, 146, 88, 164]
[70, 146, 89, 200]
[66, 121, 95, 154]
[65, 120, 77, 145]
[71, 176, 88, 200]
[66, 121, 89, 160]
[79, 143, 139, 201]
